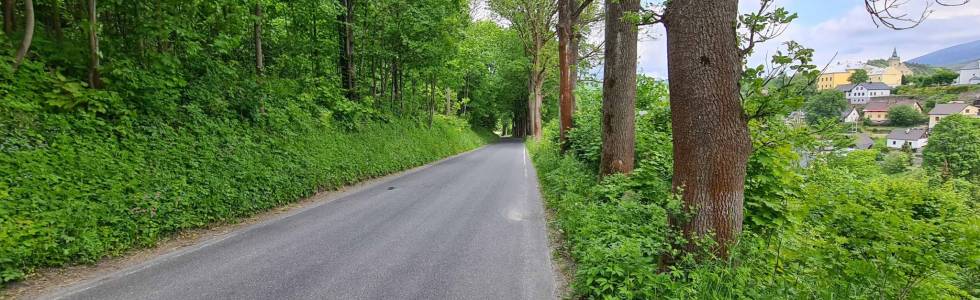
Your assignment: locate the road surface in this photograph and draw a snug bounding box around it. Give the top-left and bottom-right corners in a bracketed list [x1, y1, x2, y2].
[48, 139, 555, 300]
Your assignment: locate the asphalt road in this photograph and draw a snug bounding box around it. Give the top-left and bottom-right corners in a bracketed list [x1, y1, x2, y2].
[49, 139, 556, 300]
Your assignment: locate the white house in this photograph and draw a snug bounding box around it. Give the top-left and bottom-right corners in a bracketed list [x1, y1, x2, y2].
[837, 82, 892, 104]
[886, 128, 928, 150]
[957, 60, 980, 85]
[841, 107, 861, 123]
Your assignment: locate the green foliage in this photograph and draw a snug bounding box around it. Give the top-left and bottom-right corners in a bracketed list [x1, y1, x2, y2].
[887, 104, 927, 126]
[895, 85, 980, 110]
[905, 69, 961, 87]
[804, 90, 848, 124]
[530, 120, 978, 299]
[528, 40, 976, 299]
[848, 69, 869, 84]
[0, 16, 498, 283]
[923, 115, 980, 181]
[0, 107, 491, 283]
[881, 151, 911, 174]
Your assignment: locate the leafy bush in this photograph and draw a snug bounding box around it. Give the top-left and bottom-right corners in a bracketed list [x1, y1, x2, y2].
[887, 104, 926, 126]
[529, 81, 977, 299]
[881, 151, 911, 174]
[923, 115, 980, 181]
[0, 58, 495, 284]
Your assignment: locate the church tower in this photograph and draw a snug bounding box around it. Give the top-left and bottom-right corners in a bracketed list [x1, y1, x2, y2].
[888, 47, 901, 68]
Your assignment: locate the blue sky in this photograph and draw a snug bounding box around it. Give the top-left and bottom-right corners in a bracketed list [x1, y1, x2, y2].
[636, 0, 980, 78]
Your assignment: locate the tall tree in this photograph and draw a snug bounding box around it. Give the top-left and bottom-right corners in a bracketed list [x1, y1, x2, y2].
[488, 0, 558, 139]
[87, 0, 101, 88]
[662, 0, 750, 261]
[2, 0, 12, 35]
[556, 0, 594, 149]
[12, 0, 33, 70]
[848, 69, 868, 84]
[598, 0, 639, 176]
[338, 0, 356, 100]
[254, 2, 265, 75]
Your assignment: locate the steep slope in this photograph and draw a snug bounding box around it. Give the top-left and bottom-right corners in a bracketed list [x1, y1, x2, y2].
[910, 39, 980, 68]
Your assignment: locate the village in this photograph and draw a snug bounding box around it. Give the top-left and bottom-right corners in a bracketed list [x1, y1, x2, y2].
[790, 48, 980, 165]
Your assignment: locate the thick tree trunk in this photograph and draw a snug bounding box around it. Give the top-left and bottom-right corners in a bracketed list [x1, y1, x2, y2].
[13, 0, 34, 70]
[2, 0, 13, 35]
[87, 0, 101, 88]
[662, 0, 752, 262]
[254, 3, 264, 75]
[598, 0, 639, 176]
[528, 46, 545, 140]
[557, 0, 575, 150]
[338, 0, 356, 100]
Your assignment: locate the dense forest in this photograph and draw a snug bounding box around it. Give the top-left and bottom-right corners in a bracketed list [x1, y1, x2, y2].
[2, 0, 978, 298]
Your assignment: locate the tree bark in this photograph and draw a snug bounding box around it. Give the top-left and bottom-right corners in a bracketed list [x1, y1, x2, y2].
[444, 87, 452, 115]
[557, 0, 591, 150]
[2, 0, 13, 35]
[338, 0, 356, 100]
[87, 0, 102, 88]
[557, 0, 575, 149]
[528, 44, 545, 140]
[428, 75, 436, 128]
[662, 0, 752, 262]
[598, 0, 639, 177]
[254, 3, 264, 75]
[13, 0, 34, 71]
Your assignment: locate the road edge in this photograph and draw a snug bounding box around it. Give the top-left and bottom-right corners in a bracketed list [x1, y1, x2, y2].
[2, 144, 492, 300]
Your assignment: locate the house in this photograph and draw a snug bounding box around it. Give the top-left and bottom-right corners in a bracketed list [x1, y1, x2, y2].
[841, 107, 861, 123]
[862, 97, 923, 124]
[886, 128, 928, 150]
[928, 102, 980, 128]
[957, 60, 980, 85]
[852, 133, 874, 150]
[836, 82, 892, 104]
[786, 111, 807, 127]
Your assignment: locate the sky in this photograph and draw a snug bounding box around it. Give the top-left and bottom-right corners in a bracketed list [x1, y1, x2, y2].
[472, 1, 980, 79]
[637, 0, 980, 78]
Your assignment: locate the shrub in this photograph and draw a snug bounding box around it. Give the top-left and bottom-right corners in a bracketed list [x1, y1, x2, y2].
[887, 105, 926, 126]
[0, 59, 496, 283]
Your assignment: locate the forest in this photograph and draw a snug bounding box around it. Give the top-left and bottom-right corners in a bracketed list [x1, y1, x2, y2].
[1, 0, 978, 299]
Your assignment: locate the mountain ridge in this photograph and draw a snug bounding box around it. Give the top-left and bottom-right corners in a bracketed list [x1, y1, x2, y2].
[909, 39, 980, 69]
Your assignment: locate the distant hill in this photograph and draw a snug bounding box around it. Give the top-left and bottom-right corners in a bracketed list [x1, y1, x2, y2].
[909, 39, 980, 69]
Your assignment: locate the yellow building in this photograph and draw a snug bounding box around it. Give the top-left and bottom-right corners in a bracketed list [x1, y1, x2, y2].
[817, 70, 855, 90]
[818, 49, 914, 90]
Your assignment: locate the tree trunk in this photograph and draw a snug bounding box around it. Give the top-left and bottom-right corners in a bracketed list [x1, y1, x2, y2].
[13, 0, 34, 70]
[2, 0, 13, 35]
[557, 0, 575, 150]
[444, 87, 452, 115]
[528, 46, 545, 140]
[50, 0, 63, 42]
[428, 75, 435, 128]
[338, 0, 356, 100]
[254, 3, 264, 75]
[87, 0, 101, 88]
[598, 0, 639, 176]
[662, 0, 751, 262]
